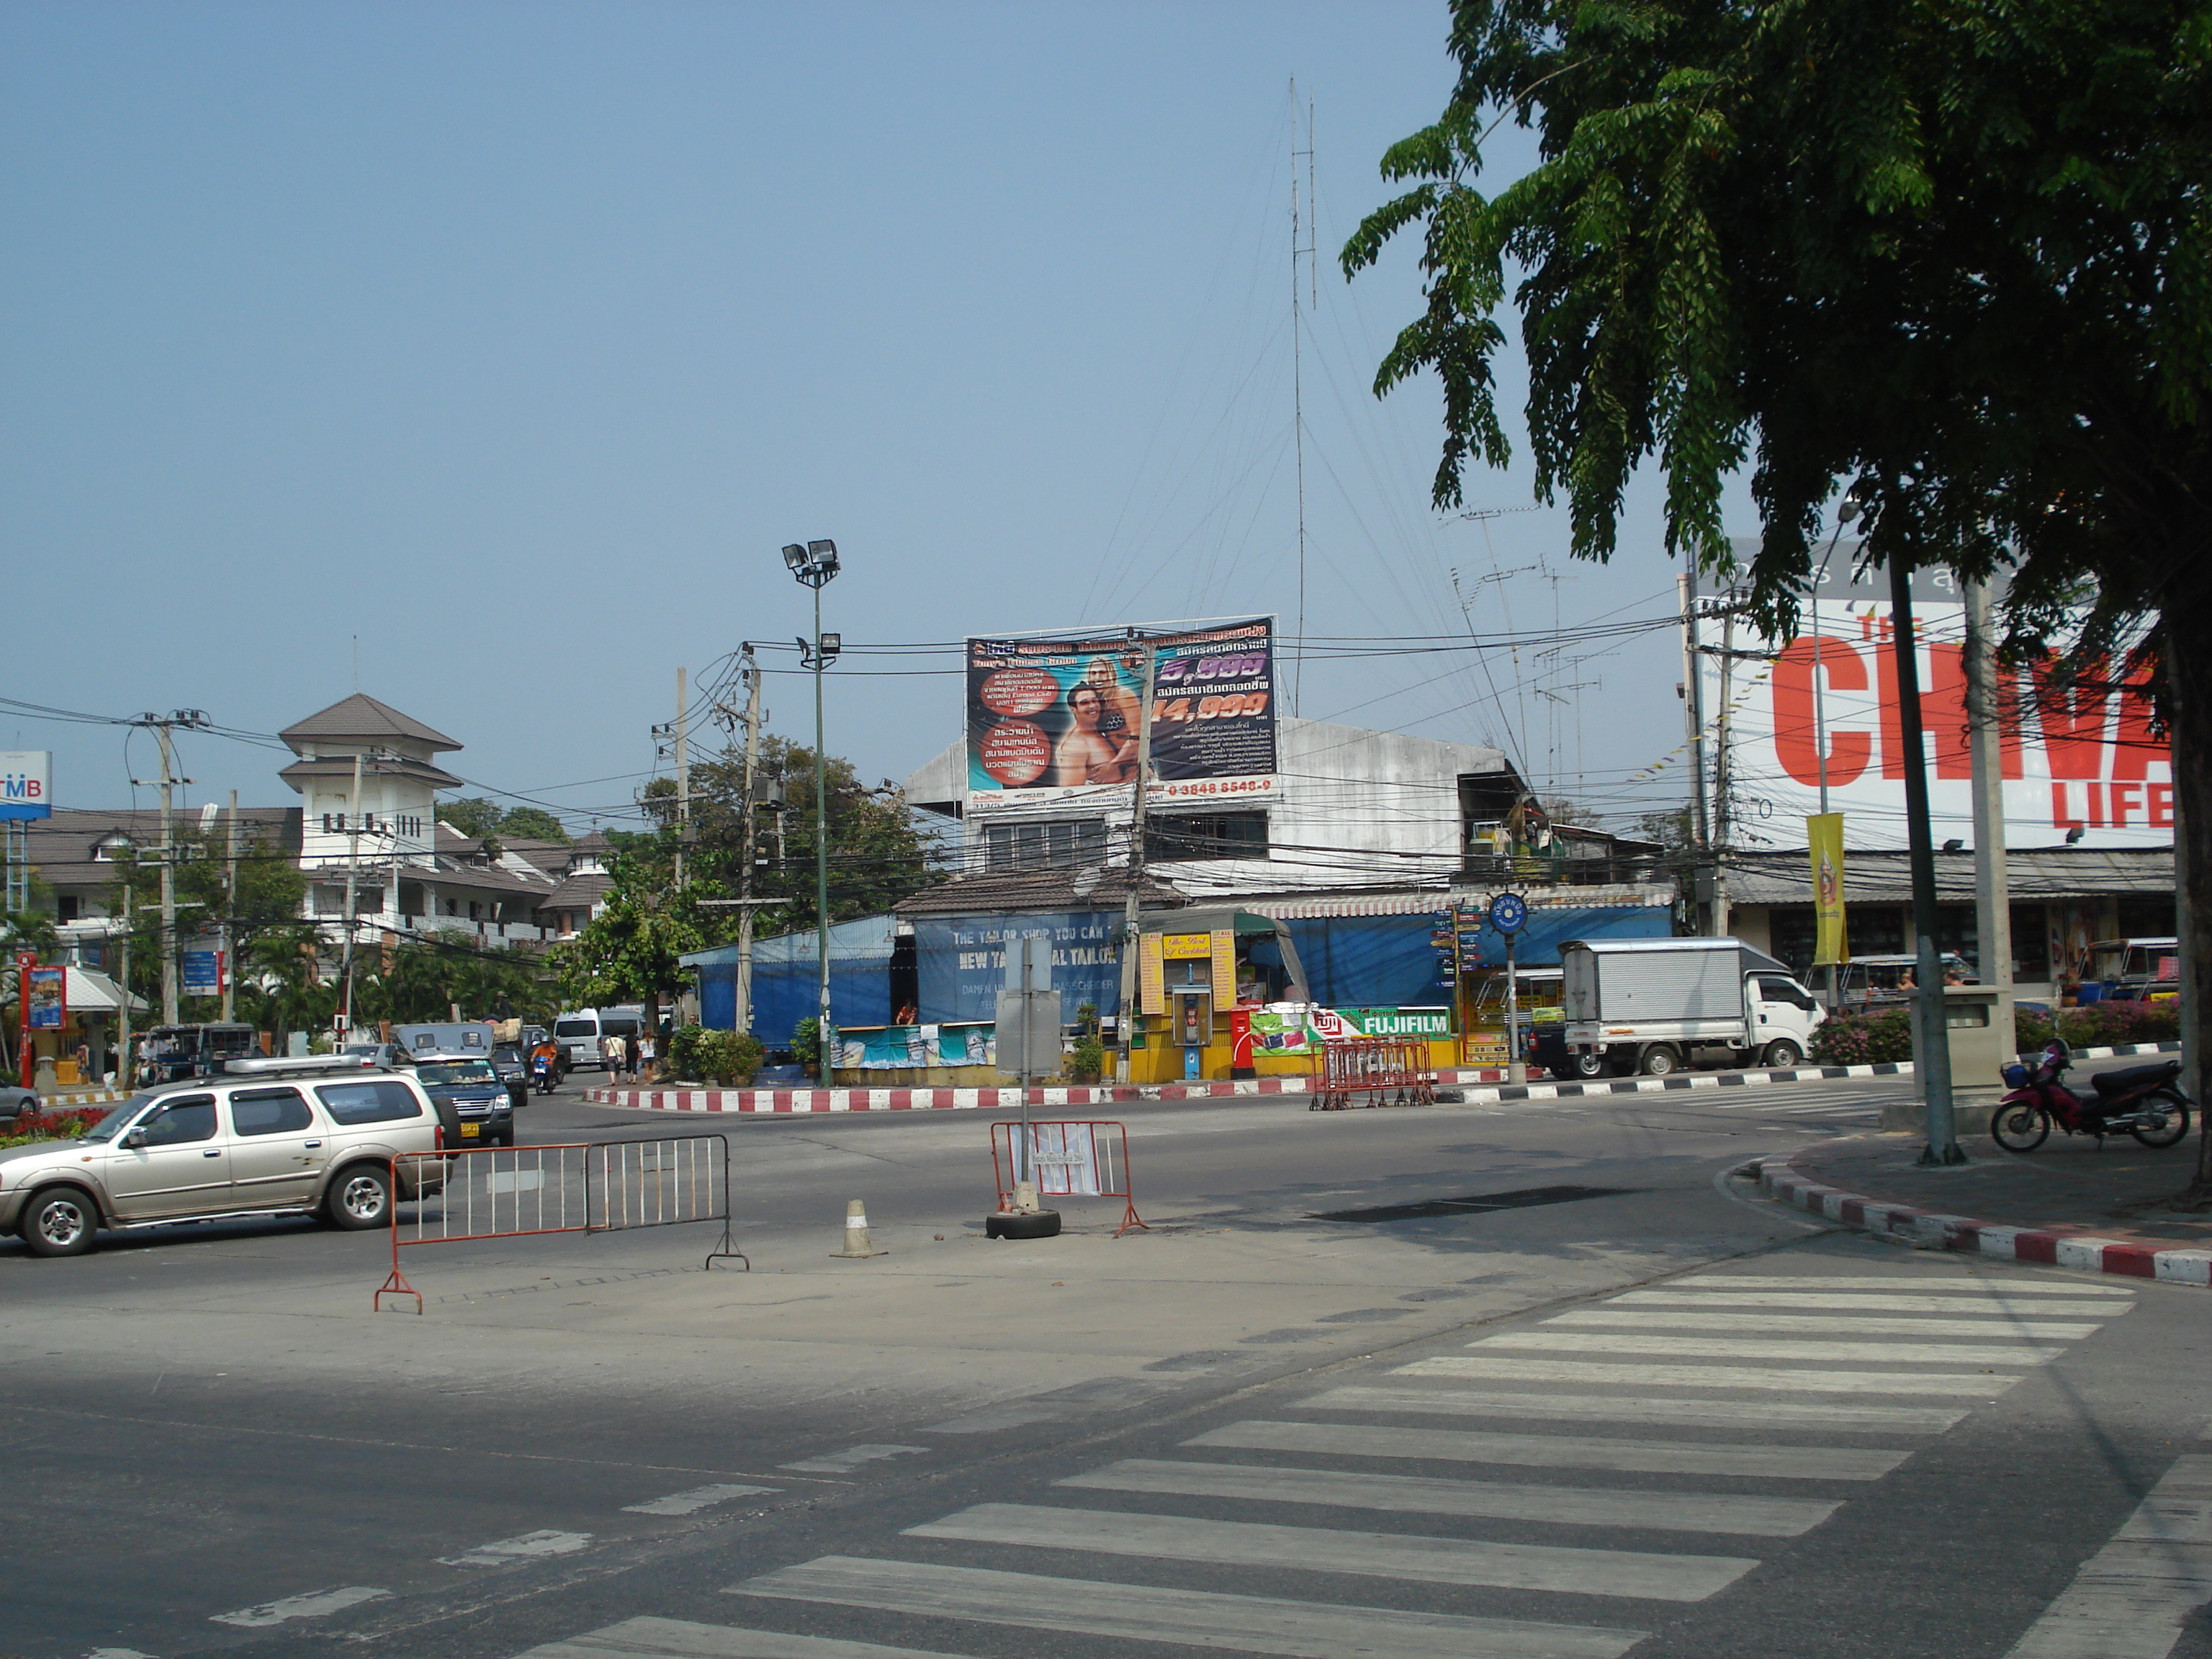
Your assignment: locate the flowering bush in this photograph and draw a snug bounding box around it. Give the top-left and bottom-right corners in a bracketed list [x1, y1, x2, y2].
[0, 1105, 107, 1151]
[1809, 1007, 1916, 1065]
[2017, 999, 2180, 1051]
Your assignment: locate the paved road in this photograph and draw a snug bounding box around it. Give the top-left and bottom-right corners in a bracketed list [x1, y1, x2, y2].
[2, 1069, 2205, 1659]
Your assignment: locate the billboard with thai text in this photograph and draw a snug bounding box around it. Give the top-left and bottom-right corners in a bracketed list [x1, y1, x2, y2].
[966, 619, 1277, 811]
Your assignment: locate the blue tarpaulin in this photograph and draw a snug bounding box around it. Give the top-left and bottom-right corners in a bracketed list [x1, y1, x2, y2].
[684, 916, 895, 1042]
[1284, 906, 1671, 1009]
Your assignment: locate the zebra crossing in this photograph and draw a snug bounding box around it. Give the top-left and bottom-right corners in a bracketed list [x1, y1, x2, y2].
[514, 1269, 2142, 1659]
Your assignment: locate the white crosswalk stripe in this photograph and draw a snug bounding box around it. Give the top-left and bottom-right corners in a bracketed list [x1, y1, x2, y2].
[1059, 1457, 1842, 1535]
[1292, 1385, 1969, 1434]
[511, 1265, 2142, 1659]
[1613, 1289, 2129, 1316]
[1544, 1308, 2103, 1339]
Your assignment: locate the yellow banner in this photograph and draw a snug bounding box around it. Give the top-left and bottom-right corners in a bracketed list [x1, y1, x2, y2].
[1160, 932, 1213, 958]
[1807, 812, 1848, 966]
[1210, 929, 1237, 1002]
[1140, 932, 1166, 1015]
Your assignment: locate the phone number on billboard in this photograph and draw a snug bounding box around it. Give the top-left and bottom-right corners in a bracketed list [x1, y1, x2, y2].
[1156, 778, 1277, 798]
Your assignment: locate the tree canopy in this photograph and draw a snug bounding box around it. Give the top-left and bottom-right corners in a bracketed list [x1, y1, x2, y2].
[439, 797, 570, 844]
[1349, 0, 2211, 1189]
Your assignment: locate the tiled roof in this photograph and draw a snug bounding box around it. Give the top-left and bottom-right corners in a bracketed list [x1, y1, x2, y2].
[279, 694, 462, 752]
[540, 871, 613, 911]
[280, 755, 464, 791]
[24, 807, 302, 894]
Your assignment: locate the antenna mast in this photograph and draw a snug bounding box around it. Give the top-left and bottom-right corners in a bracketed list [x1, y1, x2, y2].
[1290, 82, 1314, 715]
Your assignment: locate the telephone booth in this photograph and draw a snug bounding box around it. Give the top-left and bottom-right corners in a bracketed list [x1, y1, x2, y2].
[1127, 909, 1307, 1085]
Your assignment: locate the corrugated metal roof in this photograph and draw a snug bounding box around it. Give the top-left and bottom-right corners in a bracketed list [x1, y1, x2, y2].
[1724, 847, 2172, 906]
[1238, 883, 1676, 920]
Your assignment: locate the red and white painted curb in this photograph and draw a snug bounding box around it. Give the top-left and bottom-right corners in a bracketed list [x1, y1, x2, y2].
[581, 1076, 1330, 1114]
[1757, 1146, 2211, 1287]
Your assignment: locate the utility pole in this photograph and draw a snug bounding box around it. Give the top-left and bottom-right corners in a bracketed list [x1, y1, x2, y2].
[115, 925, 132, 1087]
[1891, 556, 1964, 1165]
[220, 791, 238, 1022]
[1114, 637, 1159, 1084]
[737, 645, 763, 1034]
[673, 666, 691, 891]
[156, 721, 180, 1027]
[1713, 590, 1735, 939]
[1966, 575, 2014, 1031]
[1678, 574, 1713, 933]
[336, 749, 367, 1040]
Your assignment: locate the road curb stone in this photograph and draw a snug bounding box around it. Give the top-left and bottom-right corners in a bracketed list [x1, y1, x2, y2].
[1757, 1138, 2211, 1288]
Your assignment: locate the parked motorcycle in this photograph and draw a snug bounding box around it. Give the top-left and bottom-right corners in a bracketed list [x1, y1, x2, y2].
[1990, 1038, 2192, 1151]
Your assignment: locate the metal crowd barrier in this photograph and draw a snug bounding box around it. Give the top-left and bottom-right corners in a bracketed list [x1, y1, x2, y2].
[375, 1134, 745, 1312]
[1310, 1037, 1437, 1111]
[989, 1119, 1148, 1236]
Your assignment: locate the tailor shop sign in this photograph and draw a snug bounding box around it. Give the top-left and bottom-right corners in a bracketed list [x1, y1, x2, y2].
[1250, 1005, 1452, 1053]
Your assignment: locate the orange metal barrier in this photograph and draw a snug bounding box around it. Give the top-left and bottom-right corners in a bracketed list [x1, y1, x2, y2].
[989, 1119, 1148, 1236]
[1310, 1037, 1437, 1111]
[375, 1135, 745, 1312]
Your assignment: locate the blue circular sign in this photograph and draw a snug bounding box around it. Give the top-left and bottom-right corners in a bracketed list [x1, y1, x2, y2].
[1488, 892, 1529, 935]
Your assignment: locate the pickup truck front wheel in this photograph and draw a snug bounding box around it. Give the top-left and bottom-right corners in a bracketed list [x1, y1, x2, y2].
[21, 1187, 100, 1256]
[1638, 1046, 1681, 1076]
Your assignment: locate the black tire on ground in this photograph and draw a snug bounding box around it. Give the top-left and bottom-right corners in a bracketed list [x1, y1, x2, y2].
[20, 1186, 100, 1256]
[1761, 1040, 1804, 1069]
[326, 1164, 393, 1230]
[1638, 1046, 1681, 1076]
[985, 1210, 1062, 1240]
[1570, 1049, 1607, 1079]
[496, 1125, 516, 1148]
[1991, 1101, 2051, 1151]
[2129, 1096, 2190, 1148]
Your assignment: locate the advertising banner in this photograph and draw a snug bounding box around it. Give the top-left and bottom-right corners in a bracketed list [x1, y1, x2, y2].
[1807, 814, 1848, 964]
[1248, 1004, 1452, 1056]
[966, 619, 1277, 809]
[914, 910, 1124, 1022]
[1709, 549, 2170, 848]
[0, 752, 53, 821]
[25, 965, 64, 1030]
[183, 950, 225, 998]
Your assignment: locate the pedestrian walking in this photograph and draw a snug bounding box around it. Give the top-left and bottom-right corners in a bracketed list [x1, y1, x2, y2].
[637, 1031, 657, 1084]
[601, 1032, 621, 1076]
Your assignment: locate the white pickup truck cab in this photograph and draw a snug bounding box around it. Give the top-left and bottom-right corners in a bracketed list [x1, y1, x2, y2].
[1560, 937, 1825, 1077]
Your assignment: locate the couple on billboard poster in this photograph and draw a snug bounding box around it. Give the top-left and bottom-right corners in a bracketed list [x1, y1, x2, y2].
[966, 619, 1277, 801]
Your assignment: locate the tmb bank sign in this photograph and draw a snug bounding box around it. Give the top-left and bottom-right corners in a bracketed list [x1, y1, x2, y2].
[1713, 552, 2171, 848]
[0, 752, 53, 821]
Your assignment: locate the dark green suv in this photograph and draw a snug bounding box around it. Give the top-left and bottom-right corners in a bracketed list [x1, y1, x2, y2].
[412, 1053, 516, 1148]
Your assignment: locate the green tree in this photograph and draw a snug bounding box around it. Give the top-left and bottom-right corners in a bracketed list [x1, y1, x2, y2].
[683, 734, 945, 940]
[496, 806, 570, 845]
[550, 846, 703, 1012]
[112, 830, 310, 1022]
[438, 798, 505, 838]
[1347, 0, 2211, 1191]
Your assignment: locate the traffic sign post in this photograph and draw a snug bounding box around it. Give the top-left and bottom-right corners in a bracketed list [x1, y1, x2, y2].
[1488, 894, 1529, 1083]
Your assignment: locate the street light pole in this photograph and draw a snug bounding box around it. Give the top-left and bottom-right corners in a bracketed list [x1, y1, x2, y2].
[783, 541, 841, 1089]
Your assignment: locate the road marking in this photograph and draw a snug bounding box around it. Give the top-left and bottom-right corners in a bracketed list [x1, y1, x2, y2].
[1614, 1290, 2131, 1317]
[907, 1501, 1757, 1601]
[1683, 1274, 2135, 1295]
[778, 1444, 927, 1474]
[439, 1529, 593, 1567]
[1295, 1385, 1968, 1434]
[510, 1614, 976, 1658]
[920, 1406, 1061, 1434]
[1398, 1356, 2019, 1395]
[1187, 1420, 1908, 1480]
[1060, 1457, 1841, 1536]
[1477, 1331, 2061, 1364]
[736, 1553, 1646, 1658]
[624, 1483, 780, 1516]
[1546, 1308, 2103, 1340]
[210, 1585, 391, 1627]
[2000, 1453, 2212, 1658]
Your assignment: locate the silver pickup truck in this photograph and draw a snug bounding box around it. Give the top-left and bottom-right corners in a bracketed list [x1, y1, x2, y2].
[0, 1057, 450, 1257]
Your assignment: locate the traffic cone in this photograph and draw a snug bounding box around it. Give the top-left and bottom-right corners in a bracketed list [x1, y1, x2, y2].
[831, 1198, 886, 1258]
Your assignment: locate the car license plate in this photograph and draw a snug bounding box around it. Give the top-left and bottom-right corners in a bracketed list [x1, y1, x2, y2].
[460, 1124, 480, 1138]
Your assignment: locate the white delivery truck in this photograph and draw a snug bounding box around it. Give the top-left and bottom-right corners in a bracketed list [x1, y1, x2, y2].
[1556, 937, 1825, 1077]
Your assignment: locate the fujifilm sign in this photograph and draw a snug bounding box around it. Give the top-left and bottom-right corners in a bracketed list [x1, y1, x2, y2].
[0, 752, 53, 820]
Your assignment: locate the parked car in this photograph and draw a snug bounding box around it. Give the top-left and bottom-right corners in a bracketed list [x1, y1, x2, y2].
[4, 1085, 40, 1124]
[411, 1051, 516, 1147]
[0, 1058, 449, 1258]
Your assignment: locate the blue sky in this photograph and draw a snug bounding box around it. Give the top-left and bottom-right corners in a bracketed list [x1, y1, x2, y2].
[4, 1, 1743, 835]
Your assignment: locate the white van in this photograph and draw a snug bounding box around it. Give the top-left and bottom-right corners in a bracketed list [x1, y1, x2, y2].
[553, 1007, 644, 1070]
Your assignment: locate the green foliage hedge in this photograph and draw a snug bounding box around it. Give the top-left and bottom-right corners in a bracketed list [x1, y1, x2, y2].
[1809, 999, 2182, 1067]
[665, 1025, 764, 1085]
